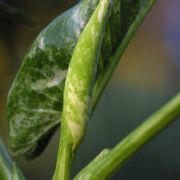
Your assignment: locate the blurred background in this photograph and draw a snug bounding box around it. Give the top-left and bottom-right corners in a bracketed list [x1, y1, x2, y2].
[0, 0, 180, 179]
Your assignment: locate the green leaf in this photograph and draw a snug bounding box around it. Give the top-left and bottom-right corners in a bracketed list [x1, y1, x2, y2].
[7, 0, 99, 159]
[7, 0, 155, 158]
[0, 138, 24, 180]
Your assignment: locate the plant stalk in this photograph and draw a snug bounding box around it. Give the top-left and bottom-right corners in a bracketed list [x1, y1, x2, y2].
[53, 131, 73, 180]
[74, 93, 180, 179]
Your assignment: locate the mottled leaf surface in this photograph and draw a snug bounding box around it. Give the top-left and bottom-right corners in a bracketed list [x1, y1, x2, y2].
[7, 0, 151, 158]
[7, 0, 99, 159]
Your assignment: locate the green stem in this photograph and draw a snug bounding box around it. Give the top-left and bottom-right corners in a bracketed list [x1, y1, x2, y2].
[53, 115, 74, 180]
[92, 0, 156, 110]
[0, 138, 24, 180]
[53, 133, 73, 180]
[74, 93, 180, 180]
[0, 138, 14, 180]
[0, 158, 11, 180]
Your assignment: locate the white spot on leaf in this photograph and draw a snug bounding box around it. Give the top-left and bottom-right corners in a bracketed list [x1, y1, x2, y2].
[39, 37, 45, 50]
[31, 66, 67, 90]
[98, 0, 106, 22]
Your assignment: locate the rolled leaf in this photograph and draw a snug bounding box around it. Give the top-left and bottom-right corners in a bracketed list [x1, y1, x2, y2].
[62, 0, 111, 151]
